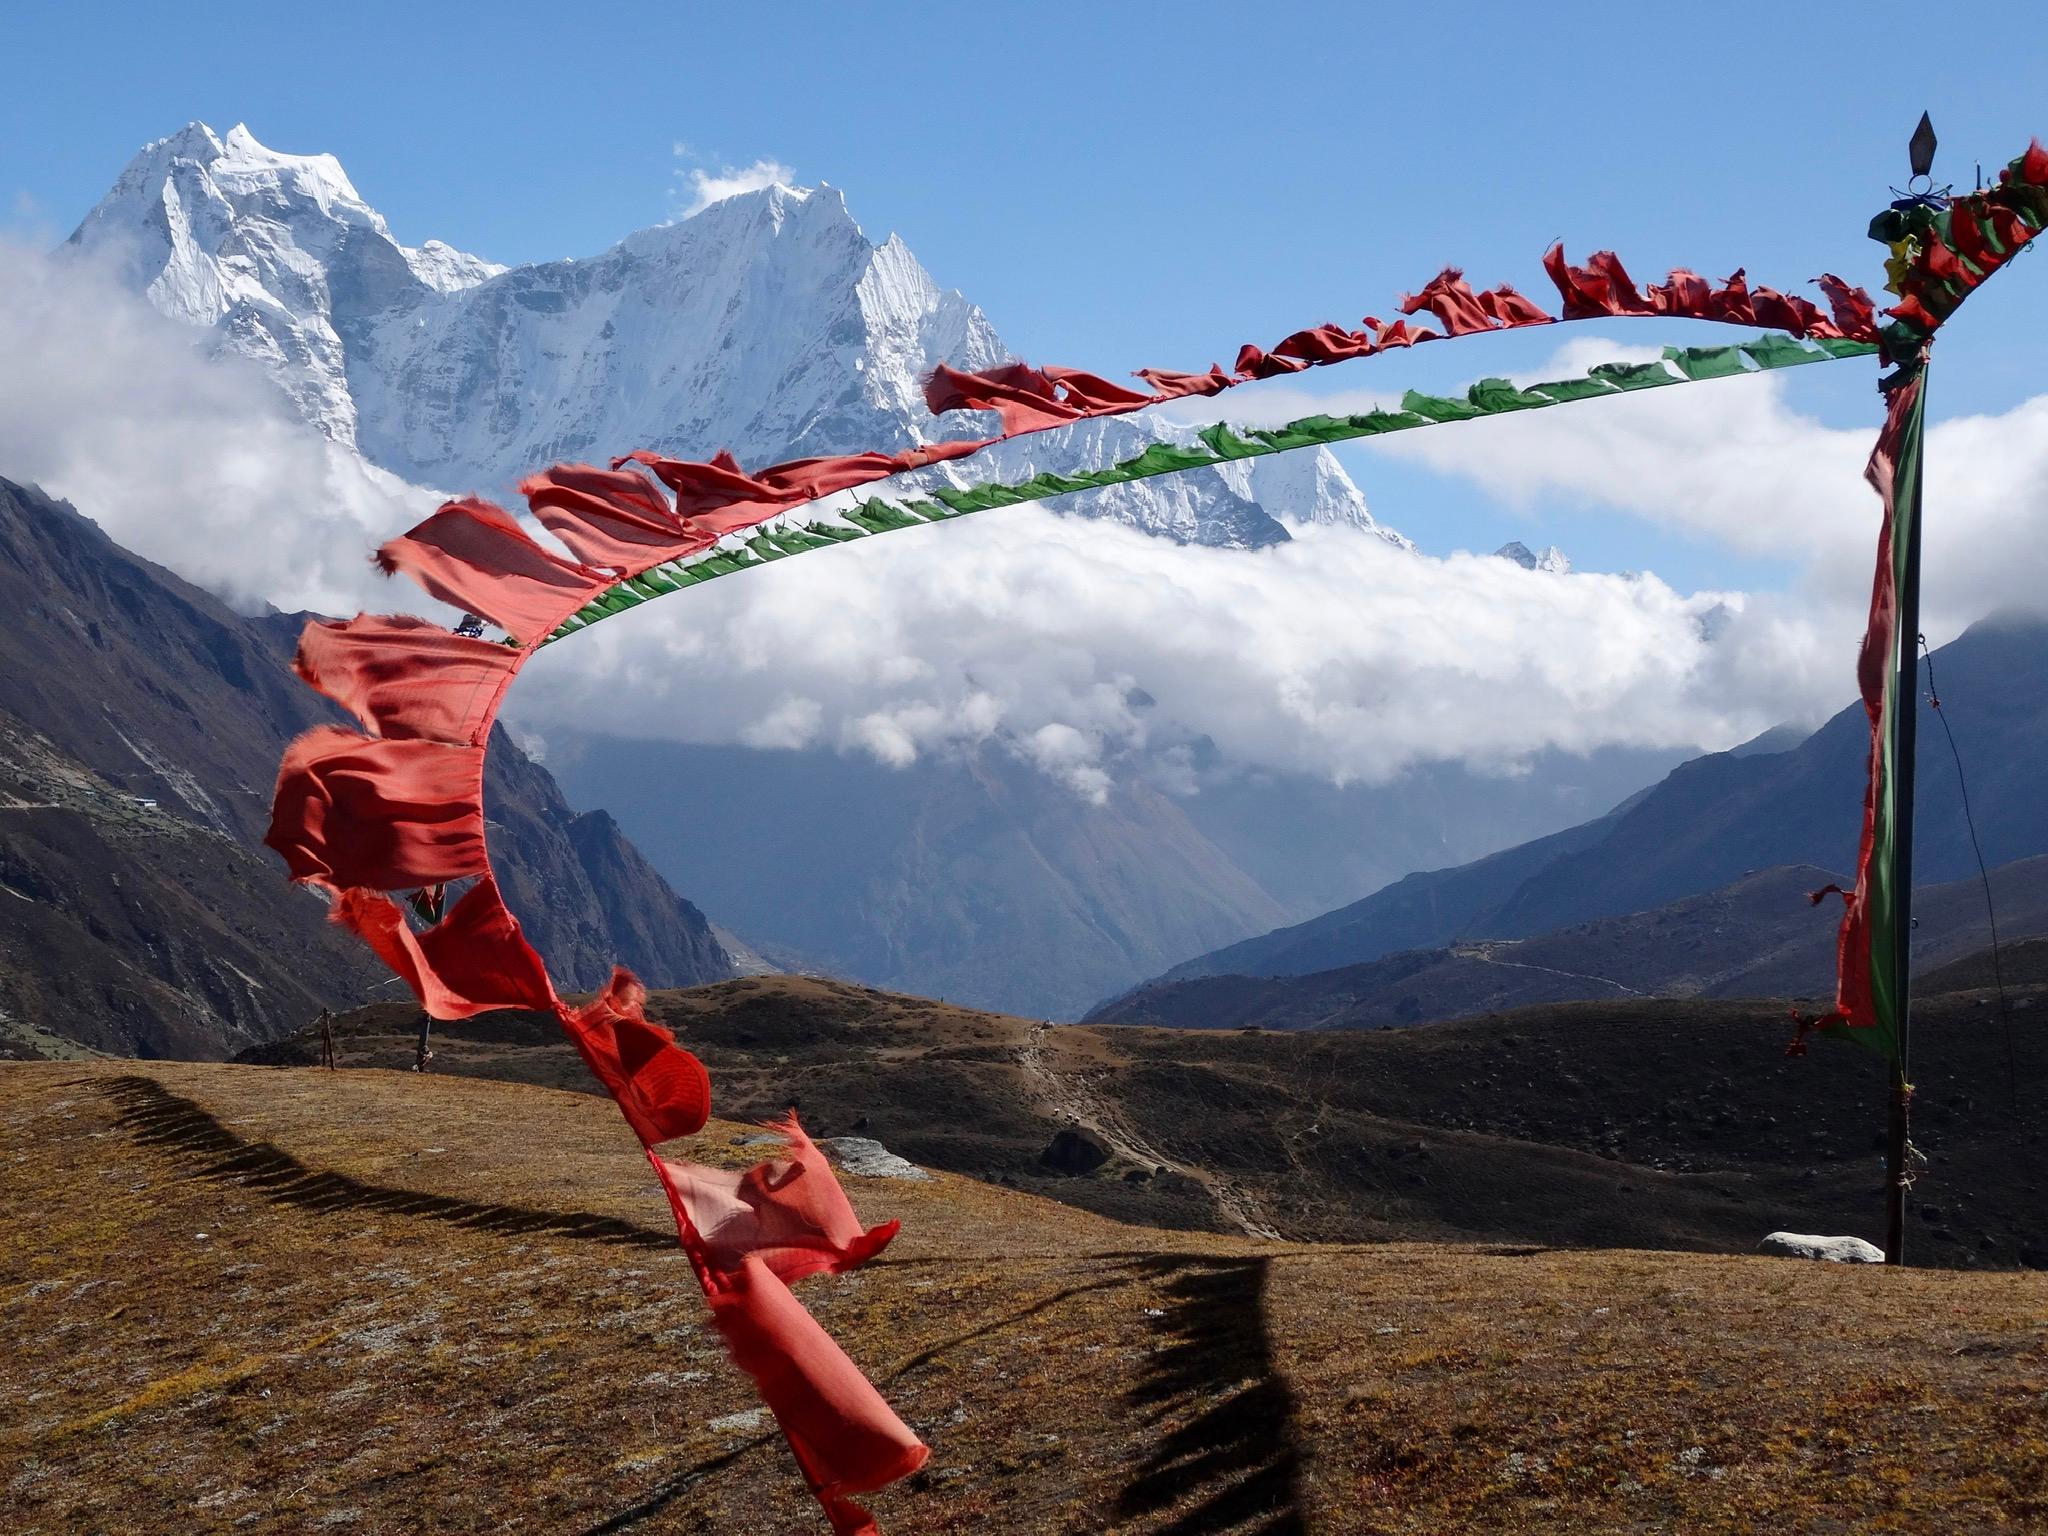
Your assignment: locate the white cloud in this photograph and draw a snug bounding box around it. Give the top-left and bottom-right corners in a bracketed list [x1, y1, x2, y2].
[513, 503, 1791, 800]
[0, 241, 435, 616]
[1358, 336, 2048, 646]
[673, 153, 796, 217]
[506, 335, 2048, 796]
[10, 257, 2045, 807]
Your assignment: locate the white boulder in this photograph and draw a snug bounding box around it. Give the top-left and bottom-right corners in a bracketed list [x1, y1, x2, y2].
[821, 1136, 932, 1181]
[1759, 1231, 1885, 1263]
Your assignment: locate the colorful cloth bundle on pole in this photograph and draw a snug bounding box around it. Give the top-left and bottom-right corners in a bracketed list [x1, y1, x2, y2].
[267, 232, 1893, 1529]
[1800, 373, 1924, 1062]
[1799, 139, 2048, 1061]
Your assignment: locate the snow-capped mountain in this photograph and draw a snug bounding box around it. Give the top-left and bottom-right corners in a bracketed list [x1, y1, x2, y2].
[69, 123, 505, 449]
[1494, 540, 1572, 574]
[70, 123, 1396, 550]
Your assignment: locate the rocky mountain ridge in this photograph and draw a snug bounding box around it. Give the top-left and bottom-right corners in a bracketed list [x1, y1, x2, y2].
[0, 476, 731, 1058]
[1135, 616, 2048, 996]
[71, 121, 1393, 551]
[1088, 857, 2048, 1032]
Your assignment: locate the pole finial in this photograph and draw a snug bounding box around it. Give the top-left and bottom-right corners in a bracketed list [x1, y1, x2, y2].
[1909, 112, 1938, 181]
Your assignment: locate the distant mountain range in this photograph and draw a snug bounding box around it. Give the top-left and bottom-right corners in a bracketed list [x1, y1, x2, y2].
[0, 477, 731, 1059]
[1088, 857, 2048, 1030]
[69, 121, 1395, 551]
[54, 120, 1691, 1017]
[555, 735, 1680, 1019]
[1102, 616, 2048, 1026]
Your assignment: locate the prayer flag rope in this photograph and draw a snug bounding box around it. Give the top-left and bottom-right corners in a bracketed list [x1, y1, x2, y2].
[541, 335, 1874, 645]
[266, 224, 1908, 1531]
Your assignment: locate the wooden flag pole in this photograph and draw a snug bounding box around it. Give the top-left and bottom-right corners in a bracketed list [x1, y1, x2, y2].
[1886, 368, 1925, 1267]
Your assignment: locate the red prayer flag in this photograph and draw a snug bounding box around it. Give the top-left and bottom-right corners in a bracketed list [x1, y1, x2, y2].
[556, 969, 711, 1145]
[1133, 364, 1232, 399]
[266, 726, 487, 890]
[376, 498, 607, 644]
[1475, 283, 1553, 328]
[1271, 323, 1377, 364]
[1798, 375, 1923, 1055]
[520, 463, 699, 570]
[1814, 273, 1879, 340]
[922, 361, 1080, 433]
[1039, 364, 1155, 414]
[294, 614, 517, 747]
[654, 1113, 899, 1284]
[704, 1254, 928, 1535]
[334, 875, 555, 1019]
[1231, 343, 1308, 378]
[1398, 268, 1496, 336]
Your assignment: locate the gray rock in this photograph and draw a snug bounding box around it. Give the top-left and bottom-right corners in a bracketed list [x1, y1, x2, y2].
[1039, 1126, 1111, 1177]
[1759, 1231, 1885, 1263]
[820, 1137, 933, 1182]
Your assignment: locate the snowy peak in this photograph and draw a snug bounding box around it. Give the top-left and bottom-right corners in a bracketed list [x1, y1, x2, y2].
[1495, 541, 1572, 574]
[66, 121, 503, 445]
[208, 121, 377, 223]
[77, 123, 1396, 549]
[1218, 448, 1412, 549]
[349, 174, 1008, 489]
[404, 239, 507, 295]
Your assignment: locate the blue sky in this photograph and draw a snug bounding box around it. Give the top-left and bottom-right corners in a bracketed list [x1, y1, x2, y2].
[8, 0, 2048, 587]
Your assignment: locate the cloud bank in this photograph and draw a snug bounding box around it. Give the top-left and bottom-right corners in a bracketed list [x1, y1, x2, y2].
[515, 506, 1782, 802]
[0, 241, 433, 616]
[8, 243, 2047, 803]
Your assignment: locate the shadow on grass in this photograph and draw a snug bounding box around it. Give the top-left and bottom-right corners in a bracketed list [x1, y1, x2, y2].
[1116, 1254, 1308, 1536]
[98, 1075, 674, 1248]
[575, 1438, 774, 1536]
[571, 1251, 1312, 1534]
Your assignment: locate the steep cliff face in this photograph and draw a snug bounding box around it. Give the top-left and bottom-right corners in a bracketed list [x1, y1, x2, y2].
[479, 740, 731, 993]
[0, 478, 729, 1058]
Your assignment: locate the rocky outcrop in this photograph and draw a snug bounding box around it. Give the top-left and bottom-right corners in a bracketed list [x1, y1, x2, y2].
[1760, 1232, 1886, 1263]
[0, 478, 730, 1058]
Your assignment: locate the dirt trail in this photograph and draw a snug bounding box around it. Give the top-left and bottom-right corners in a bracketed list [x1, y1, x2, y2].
[1017, 1025, 1281, 1240]
[1450, 942, 1645, 997]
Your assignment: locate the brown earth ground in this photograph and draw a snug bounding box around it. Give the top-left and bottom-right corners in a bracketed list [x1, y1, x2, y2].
[3, 1060, 2044, 1535]
[243, 975, 2048, 1267]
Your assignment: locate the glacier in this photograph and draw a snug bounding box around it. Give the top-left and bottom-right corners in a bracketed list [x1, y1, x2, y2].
[69, 122, 1404, 552]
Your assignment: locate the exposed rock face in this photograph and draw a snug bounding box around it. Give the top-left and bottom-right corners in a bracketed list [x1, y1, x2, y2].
[0, 477, 730, 1058]
[820, 1137, 932, 1182]
[1760, 1232, 1886, 1263]
[1040, 1125, 1111, 1176]
[1494, 540, 1572, 574]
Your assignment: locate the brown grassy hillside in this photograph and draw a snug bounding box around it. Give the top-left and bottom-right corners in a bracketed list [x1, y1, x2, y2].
[2, 1061, 2044, 1534]
[244, 974, 2048, 1268]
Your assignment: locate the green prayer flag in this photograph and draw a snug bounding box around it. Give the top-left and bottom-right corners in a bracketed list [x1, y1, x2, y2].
[1588, 360, 1676, 391]
[1400, 389, 1485, 423]
[1662, 344, 1750, 381]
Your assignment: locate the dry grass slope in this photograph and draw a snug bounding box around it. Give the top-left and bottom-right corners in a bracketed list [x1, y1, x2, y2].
[246, 975, 2048, 1266]
[2, 1061, 2044, 1534]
